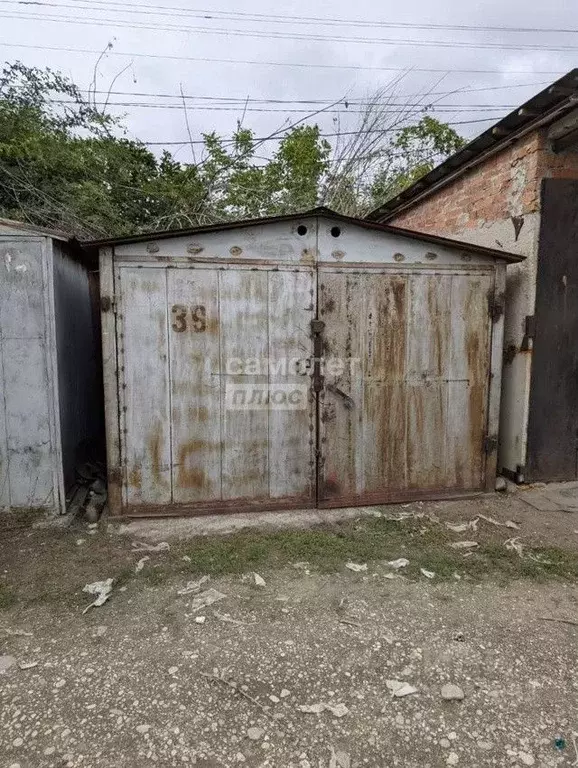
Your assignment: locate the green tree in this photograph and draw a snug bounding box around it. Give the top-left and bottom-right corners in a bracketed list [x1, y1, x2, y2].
[369, 116, 465, 207]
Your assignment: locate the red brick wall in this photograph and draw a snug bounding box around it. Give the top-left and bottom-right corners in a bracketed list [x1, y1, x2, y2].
[388, 130, 578, 235]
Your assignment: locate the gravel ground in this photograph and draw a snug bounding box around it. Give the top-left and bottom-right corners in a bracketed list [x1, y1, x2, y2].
[1, 563, 578, 767]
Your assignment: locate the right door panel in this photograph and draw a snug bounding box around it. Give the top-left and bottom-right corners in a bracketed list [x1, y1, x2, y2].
[318, 268, 493, 506]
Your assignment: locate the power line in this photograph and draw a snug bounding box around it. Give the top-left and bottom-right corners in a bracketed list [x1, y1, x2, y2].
[5, 0, 578, 36]
[4, 11, 578, 52]
[0, 41, 566, 77]
[136, 117, 503, 146]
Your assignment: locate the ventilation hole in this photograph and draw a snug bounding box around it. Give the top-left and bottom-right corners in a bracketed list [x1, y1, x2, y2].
[297, 224, 308, 236]
[330, 226, 341, 238]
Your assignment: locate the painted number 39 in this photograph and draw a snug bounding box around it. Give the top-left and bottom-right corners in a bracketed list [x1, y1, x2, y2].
[171, 304, 207, 333]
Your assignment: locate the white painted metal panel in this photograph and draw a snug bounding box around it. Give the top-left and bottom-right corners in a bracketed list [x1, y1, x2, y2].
[119, 268, 171, 506]
[167, 268, 221, 503]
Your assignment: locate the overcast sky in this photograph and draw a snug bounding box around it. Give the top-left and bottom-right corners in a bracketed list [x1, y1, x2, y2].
[1, 0, 577, 161]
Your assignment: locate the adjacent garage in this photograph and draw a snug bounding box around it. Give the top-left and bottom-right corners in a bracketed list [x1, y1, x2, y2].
[91, 208, 521, 517]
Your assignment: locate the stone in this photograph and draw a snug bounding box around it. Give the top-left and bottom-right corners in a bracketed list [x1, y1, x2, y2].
[441, 684, 465, 701]
[440, 738, 451, 749]
[280, 689, 291, 698]
[447, 752, 459, 765]
[0, 655, 16, 674]
[519, 752, 535, 766]
[136, 724, 150, 734]
[247, 727, 264, 741]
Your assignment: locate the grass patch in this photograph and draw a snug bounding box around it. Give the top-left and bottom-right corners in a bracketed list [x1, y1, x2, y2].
[174, 517, 578, 583]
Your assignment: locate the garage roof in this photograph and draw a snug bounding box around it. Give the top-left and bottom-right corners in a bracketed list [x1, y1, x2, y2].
[85, 206, 523, 263]
[368, 69, 578, 222]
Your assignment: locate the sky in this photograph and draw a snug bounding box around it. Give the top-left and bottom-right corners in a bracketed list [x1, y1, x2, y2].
[1, 0, 577, 162]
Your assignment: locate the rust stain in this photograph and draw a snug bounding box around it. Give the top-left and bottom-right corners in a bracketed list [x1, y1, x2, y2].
[128, 466, 142, 491]
[176, 440, 212, 490]
[300, 248, 316, 264]
[148, 430, 167, 488]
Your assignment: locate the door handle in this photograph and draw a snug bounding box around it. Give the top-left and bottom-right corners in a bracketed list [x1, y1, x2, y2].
[310, 319, 325, 393]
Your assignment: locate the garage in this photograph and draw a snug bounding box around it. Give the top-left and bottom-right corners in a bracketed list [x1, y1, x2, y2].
[91, 208, 521, 517]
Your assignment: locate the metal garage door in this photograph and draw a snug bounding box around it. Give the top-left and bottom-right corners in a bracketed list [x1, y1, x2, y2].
[116, 262, 493, 515]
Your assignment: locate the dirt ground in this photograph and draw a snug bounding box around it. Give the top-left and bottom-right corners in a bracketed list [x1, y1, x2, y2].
[1, 490, 578, 767]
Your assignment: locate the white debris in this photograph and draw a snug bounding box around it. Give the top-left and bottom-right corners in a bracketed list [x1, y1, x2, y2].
[214, 611, 248, 626]
[0, 655, 16, 674]
[269, 694, 280, 703]
[345, 562, 367, 572]
[135, 556, 149, 573]
[420, 568, 435, 579]
[297, 702, 348, 717]
[168, 666, 178, 675]
[253, 573, 266, 587]
[478, 513, 520, 529]
[177, 575, 210, 596]
[505, 537, 524, 557]
[2, 628, 32, 637]
[329, 747, 351, 768]
[292, 562, 310, 570]
[194, 616, 206, 624]
[441, 683, 465, 701]
[280, 688, 291, 698]
[190, 587, 226, 613]
[446, 519, 478, 533]
[131, 541, 170, 552]
[82, 578, 113, 614]
[247, 727, 264, 741]
[136, 724, 150, 735]
[386, 680, 418, 698]
[449, 541, 479, 550]
[18, 661, 38, 670]
[387, 558, 409, 569]
[76, 538, 85, 546]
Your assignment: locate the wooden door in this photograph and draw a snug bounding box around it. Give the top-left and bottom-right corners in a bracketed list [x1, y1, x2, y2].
[317, 267, 493, 506]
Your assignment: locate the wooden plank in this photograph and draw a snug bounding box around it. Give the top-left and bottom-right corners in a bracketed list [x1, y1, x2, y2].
[267, 269, 316, 500]
[318, 271, 364, 501]
[99, 247, 122, 514]
[219, 269, 269, 500]
[119, 267, 171, 505]
[446, 273, 492, 490]
[527, 179, 578, 481]
[167, 268, 221, 503]
[362, 274, 408, 494]
[406, 274, 451, 490]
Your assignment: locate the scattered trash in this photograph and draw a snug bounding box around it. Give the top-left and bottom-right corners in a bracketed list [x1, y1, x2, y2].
[329, 747, 351, 768]
[292, 562, 310, 570]
[386, 679, 418, 698]
[76, 538, 85, 546]
[82, 578, 113, 614]
[18, 661, 39, 670]
[504, 537, 524, 557]
[528, 553, 554, 565]
[477, 513, 520, 529]
[214, 611, 251, 626]
[2, 628, 33, 637]
[297, 702, 349, 717]
[345, 562, 367, 572]
[449, 541, 479, 550]
[253, 573, 266, 587]
[195, 616, 206, 624]
[420, 568, 435, 579]
[554, 737, 566, 751]
[446, 519, 478, 533]
[190, 588, 226, 613]
[247, 727, 264, 741]
[131, 541, 170, 553]
[339, 618, 362, 628]
[441, 683, 465, 701]
[177, 575, 210, 596]
[135, 556, 149, 573]
[387, 558, 409, 569]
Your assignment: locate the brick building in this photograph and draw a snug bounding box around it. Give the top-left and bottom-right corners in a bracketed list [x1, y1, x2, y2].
[370, 70, 578, 483]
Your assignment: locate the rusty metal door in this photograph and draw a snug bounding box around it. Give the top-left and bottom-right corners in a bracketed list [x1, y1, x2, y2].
[316, 268, 493, 506]
[117, 265, 316, 515]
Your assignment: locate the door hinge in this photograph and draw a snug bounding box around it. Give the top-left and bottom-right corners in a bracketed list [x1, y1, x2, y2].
[520, 315, 535, 351]
[488, 292, 505, 323]
[483, 435, 498, 454]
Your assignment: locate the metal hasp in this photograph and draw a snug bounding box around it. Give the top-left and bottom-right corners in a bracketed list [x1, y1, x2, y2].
[310, 319, 325, 394]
